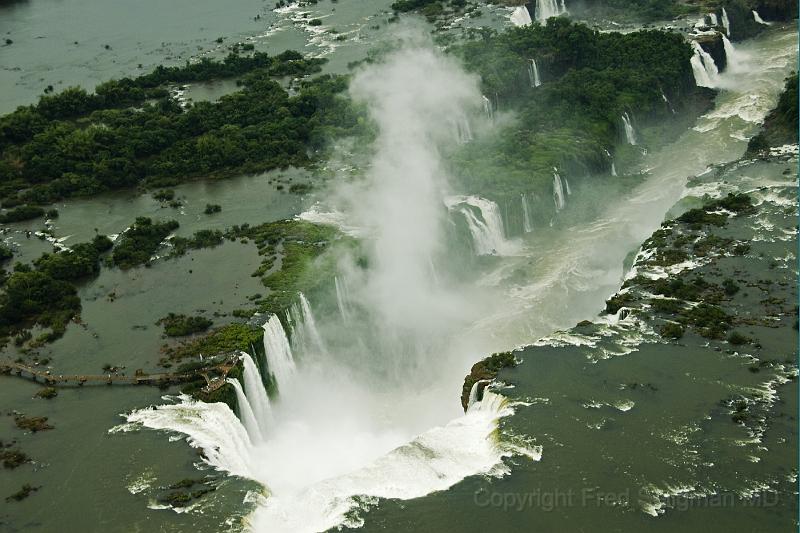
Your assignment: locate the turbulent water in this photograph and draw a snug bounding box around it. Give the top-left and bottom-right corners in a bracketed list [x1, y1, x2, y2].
[118, 21, 798, 533]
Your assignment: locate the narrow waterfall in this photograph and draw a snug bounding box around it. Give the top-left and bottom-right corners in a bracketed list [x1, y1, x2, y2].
[227, 378, 263, 444]
[611, 162, 618, 177]
[752, 10, 771, 25]
[445, 195, 514, 255]
[536, 0, 566, 22]
[708, 13, 718, 26]
[482, 95, 493, 120]
[528, 59, 542, 88]
[721, 7, 731, 36]
[298, 293, 327, 355]
[510, 5, 532, 27]
[334, 276, 351, 323]
[690, 40, 719, 88]
[467, 381, 483, 409]
[622, 112, 637, 145]
[552, 170, 566, 211]
[660, 89, 676, 114]
[241, 352, 272, 436]
[564, 177, 572, 195]
[262, 315, 296, 390]
[521, 194, 533, 233]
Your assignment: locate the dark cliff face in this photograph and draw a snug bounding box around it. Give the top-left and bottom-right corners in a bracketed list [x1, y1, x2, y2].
[696, 33, 728, 72]
[718, 0, 797, 41]
[753, 0, 799, 21]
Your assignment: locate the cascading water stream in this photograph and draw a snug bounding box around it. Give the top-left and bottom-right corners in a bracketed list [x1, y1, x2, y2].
[521, 194, 533, 233]
[227, 378, 263, 444]
[690, 40, 720, 88]
[482, 95, 493, 120]
[262, 315, 296, 390]
[298, 293, 327, 355]
[445, 195, 517, 255]
[622, 112, 637, 145]
[535, 0, 566, 22]
[334, 276, 351, 323]
[752, 10, 771, 25]
[242, 352, 273, 436]
[722, 35, 745, 73]
[552, 170, 566, 211]
[510, 5, 532, 27]
[721, 7, 731, 36]
[528, 59, 542, 88]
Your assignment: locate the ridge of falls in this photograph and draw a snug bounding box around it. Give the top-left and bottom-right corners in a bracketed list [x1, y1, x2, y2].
[535, 0, 566, 22]
[445, 195, 516, 255]
[691, 40, 720, 88]
[753, 10, 771, 25]
[521, 194, 533, 233]
[528, 59, 542, 88]
[552, 169, 566, 211]
[622, 112, 637, 145]
[262, 315, 296, 390]
[510, 5, 532, 26]
[721, 7, 731, 36]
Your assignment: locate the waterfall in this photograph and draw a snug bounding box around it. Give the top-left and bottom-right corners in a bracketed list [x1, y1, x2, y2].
[528, 59, 542, 88]
[444, 195, 515, 256]
[521, 194, 533, 233]
[564, 178, 572, 195]
[510, 5, 532, 26]
[708, 13, 718, 26]
[552, 170, 565, 211]
[298, 293, 327, 355]
[227, 378, 263, 444]
[721, 8, 731, 36]
[467, 381, 483, 409]
[536, 0, 566, 22]
[334, 276, 351, 323]
[690, 40, 719, 88]
[611, 162, 618, 177]
[481, 95, 493, 120]
[456, 115, 473, 143]
[262, 315, 296, 390]
[241, 352, 272, 436]
[752, 10, 771, 25]
[661, 89, 676, 114]
[622, 112, 637, 145]
[722, 35, 745, 72]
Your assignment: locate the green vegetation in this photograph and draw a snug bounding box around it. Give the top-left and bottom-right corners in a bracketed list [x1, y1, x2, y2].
[0, 50, 362, 205]
[0, 205, 45, 223]
[450, 19, 707, 209]
[747, 73, 798, 154]
[203, 203, 222, 214]
[659, 322, 684, 339]
[34, 387, 58, 399]
[168, 229, 224, 257]
[231, 220, 345, 315]
[160, 323, 263, 364]
[0, 244, 13, 261]
[112, 217, 179, 268]
[157, 313, 213, 337]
